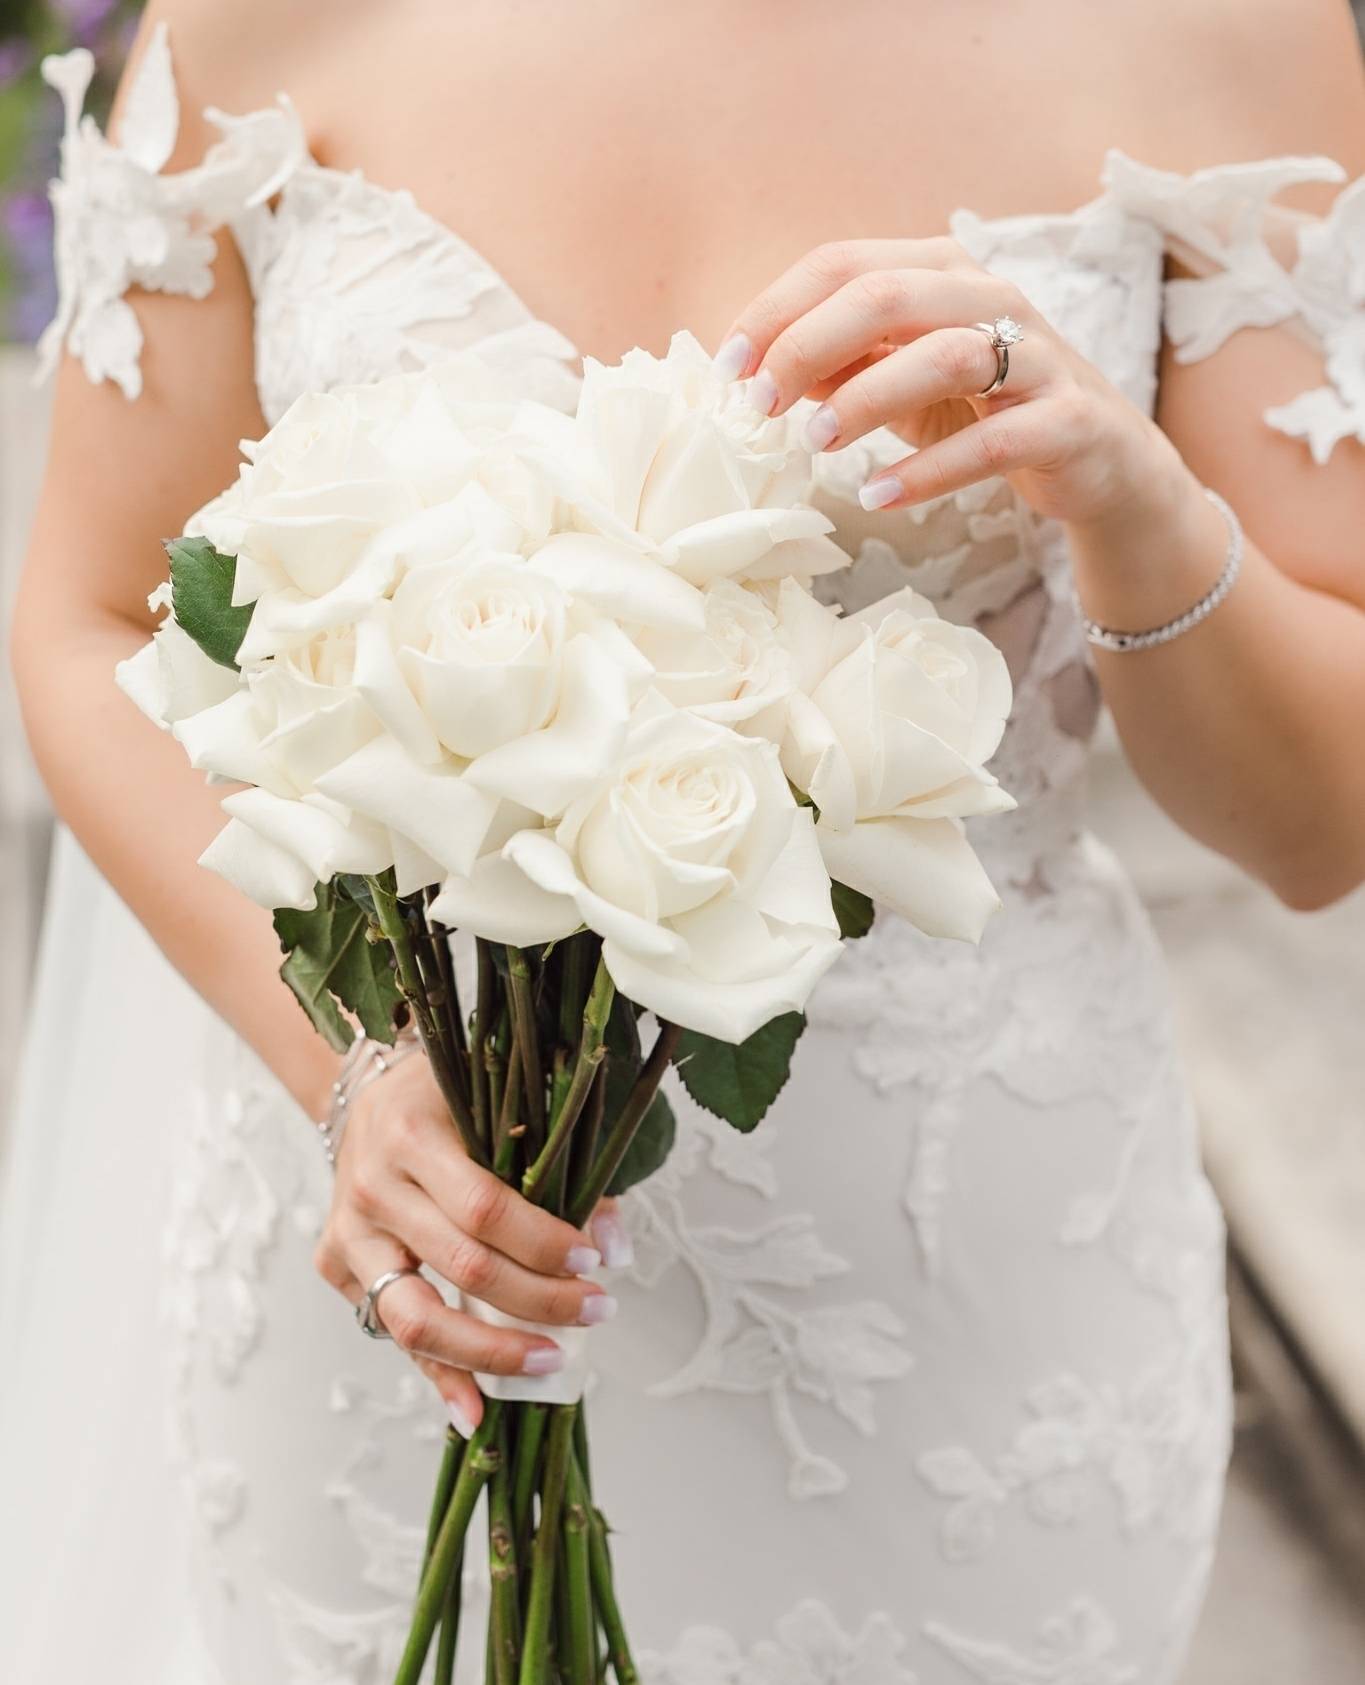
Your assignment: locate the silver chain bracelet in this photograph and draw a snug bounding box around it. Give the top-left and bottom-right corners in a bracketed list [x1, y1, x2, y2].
[316, 1024, 422, 1168]
[1078, 486, 1244, 654]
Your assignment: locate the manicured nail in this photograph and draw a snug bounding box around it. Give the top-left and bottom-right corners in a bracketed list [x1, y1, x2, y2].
[713, 332, 752, 381]
[565, 1244, 602, 1276]
[858, 475, 901, 511]
[803, 404, 840, 453]
[593, 1208, 635, 1270]
[578, 1293, 618, 1326]
[748, 368, 779, 416]
[522, 1344, 566, 1376]
[447, 1399, 478, 1439]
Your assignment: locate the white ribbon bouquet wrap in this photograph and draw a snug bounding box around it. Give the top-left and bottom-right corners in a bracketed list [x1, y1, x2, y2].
[117, 329, 1015, 1683]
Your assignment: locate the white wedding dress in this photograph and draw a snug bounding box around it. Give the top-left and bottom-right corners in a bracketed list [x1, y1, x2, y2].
[5, 25, 1364, 1685]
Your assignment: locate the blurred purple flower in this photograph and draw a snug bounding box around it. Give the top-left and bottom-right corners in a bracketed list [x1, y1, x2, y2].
[0, 40, 34, 90]
[52, 0, 122, 47]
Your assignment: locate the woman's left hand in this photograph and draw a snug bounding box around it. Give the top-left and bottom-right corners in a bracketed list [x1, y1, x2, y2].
[713, 236, 1186, 531]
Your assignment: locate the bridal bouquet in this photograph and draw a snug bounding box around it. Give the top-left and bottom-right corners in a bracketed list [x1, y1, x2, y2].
[117, 330, 1013, 1683]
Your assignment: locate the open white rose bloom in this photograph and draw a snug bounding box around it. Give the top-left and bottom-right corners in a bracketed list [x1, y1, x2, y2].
[118, 329, 1014, 1042]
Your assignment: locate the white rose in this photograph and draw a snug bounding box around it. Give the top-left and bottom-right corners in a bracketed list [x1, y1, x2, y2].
[777, 582, 1015, 942]
[548, 329, 851, 589]
[342, 553, 648, 820]
[634, 578, 792, 725]
[431, 698, 841, 1041]
[115, 580, 239, 729]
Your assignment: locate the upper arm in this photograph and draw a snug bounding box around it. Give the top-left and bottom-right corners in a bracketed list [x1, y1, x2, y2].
[1144, 0, 1365, 607]
[15, 0, 286, 653]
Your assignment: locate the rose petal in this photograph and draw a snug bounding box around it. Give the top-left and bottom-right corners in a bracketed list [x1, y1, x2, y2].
[816, 814, 1001, 943]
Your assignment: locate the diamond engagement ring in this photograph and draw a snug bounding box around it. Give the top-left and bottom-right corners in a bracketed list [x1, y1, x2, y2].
[356, 1266, 421, 1340]
[969, 316, 1024, 396]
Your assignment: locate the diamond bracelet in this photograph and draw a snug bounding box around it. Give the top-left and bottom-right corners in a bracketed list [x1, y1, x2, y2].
[316, 1024, 422, 1169]
[1078, 486, 1243, 654]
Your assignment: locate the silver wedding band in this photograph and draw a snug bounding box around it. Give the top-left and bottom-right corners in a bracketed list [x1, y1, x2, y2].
[969, 316, 1025, 397]
[356, 1266, 421, 1340]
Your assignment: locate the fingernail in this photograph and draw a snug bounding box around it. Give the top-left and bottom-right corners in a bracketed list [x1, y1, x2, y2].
[565, 1244, 602, 1276]
[859, 475, 901, 511]
[522, 1344, 566, 1376]
[594, 1208, 635, 1270]
[578, 1293, 618, 1327]
[713, 332, 752, 381]
[748, 368, 779, 416]
[803, 403, 840, 453]
[447, 1399, 478, 1439]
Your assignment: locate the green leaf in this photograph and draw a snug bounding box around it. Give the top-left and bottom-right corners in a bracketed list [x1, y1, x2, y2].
[167, 535, 255, 669]
[831, 880, 876, 940]
[672, 1011, 805, 1132]
[604, 1088, 676, 1197]
[273, 881, 404, 1053]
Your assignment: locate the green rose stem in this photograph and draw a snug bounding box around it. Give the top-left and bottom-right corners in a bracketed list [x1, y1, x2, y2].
[470, 940, 498, 1150]
[569, 1021, 683, 1228]
[493, 1054, 524, 1179]
[561, 1456, 595, 1685]
[424, 1428, 464, 1563]
[488, 1418, 522, 1685]
[506, 948, 545, 1148]
[365, 876, 484, 1165]
[569, 1062, 608, 1191]
[583, 1478, 638, 1685]
[510, 1402, 549, 1561]
[394, 1402, 504, 1685]
[521, 958, 615, 1207]
[518, 1405, 576, 1685]
[433, 1563, 461, 1685]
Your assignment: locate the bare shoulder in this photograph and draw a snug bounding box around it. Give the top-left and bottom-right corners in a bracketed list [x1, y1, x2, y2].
[119, 0, 363, 162]
[1110, 0, 1365, 203]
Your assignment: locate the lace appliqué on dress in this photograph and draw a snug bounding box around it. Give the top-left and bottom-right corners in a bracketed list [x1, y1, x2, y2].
[925, 1598, 1138, 1685]
[37, 21, 304, 398]
[639, 1597, 917, 1685]
[624, 1105, 914, 1501]
[1104, 149, 1365, 463]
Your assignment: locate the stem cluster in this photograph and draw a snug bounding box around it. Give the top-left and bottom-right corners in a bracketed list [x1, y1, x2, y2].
[363, 892, 672, 1684]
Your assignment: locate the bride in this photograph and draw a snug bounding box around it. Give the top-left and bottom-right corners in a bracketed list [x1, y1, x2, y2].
[5, 0, 1365, 1679]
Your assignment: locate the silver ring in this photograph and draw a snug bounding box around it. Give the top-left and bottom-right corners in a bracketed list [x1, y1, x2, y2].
[356, 1266, 420, 1340]
[969, 316, 1024, 397]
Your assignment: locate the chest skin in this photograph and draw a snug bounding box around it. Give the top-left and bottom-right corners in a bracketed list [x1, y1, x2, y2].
[283, 0, 1219, 366]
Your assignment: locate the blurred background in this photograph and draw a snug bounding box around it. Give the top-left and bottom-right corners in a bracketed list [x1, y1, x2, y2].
[2, 5, 1364, 1679]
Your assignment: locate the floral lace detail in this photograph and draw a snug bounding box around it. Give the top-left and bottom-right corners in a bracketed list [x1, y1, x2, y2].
[625, 1104, 913, 1500]
[639, 1598, 916, 1685]
[925, 1599, 1138, 1685]
[915, 1356, 1225, 1564]
[1104, 149, 1365, 462]
[38, 22, 304, 398]
[234, 164, 584, 427]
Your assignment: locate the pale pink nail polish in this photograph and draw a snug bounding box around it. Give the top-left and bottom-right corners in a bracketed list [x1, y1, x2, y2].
[803, 404, 839, 453]
[748, 369, 779, 416]
[578, 1293, 618, 1327]
[859, 475, 901, 511]
[447, 1399, 477, 1439]
[522, 1345, 566, 1376]
[565, 1243, 602, 1276]
[593, 1208, 635, 1270]
[713, 332, 752, 381]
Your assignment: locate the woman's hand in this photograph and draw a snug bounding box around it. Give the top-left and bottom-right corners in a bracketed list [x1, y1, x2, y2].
[314, 1052, 628, 1438]
[713, 236, 1189, 532]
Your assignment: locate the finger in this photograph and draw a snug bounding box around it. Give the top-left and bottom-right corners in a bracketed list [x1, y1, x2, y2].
[382, 1184, 617, 1328]
[713, 236, 973, 381]
[803, 327, 1032, 453]
[343, 1234, 567, 1379]
[591, 1199, 634, 1270]
[856, 405, 1055, 512]
[412, 1354, 486, 1440]
[401, 1138, 601, 1279]
[752, 270, 1013, 420]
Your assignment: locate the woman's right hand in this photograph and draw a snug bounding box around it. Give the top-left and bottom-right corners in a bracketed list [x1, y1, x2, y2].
[313, 1050, 625, 1438]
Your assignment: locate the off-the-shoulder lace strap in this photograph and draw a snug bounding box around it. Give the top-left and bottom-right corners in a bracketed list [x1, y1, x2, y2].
[1103, 148, 1365, 463]
[37, 20, 305, 399]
